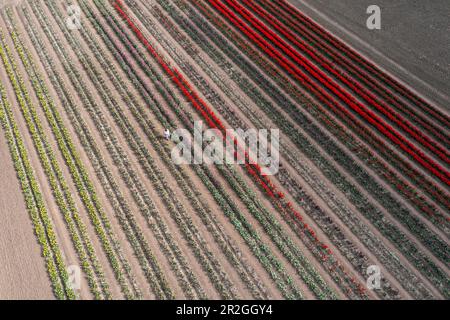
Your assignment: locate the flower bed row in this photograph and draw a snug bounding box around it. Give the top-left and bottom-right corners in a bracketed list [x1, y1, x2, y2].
[97, 0, 312, 299]
[199, 0, 450, 254]
[204, 0, 450, 186]
[1, 17, 112, 299]
[67, 0, 238, 299]
[47, 0, 238, 299]
[26, 1, 143, 299]
[0, 39, 74, 300]
[194, 1, 450, 252]
[114, 0, 369, 298]
[149, 0, 440, 298]
[80, 0, 271, 300]
[66, 0, 205, 299]
[237, 0, 449, 164]
[31, 0, 203, 299]
[126, 0, 344, 299]
[142, 0, 388, 299]
[96, 0, 291, 299]
[188, 0, 450, 230]
[23, 8, 173, 298]
[181, 0, 450, 297]
[184, 0, 450, 215]
[275, 0, 450, 129]
[255, 0, 450, 146]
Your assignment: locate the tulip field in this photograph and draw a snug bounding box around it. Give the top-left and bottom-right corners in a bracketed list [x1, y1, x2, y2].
[0, 0, 448, 300]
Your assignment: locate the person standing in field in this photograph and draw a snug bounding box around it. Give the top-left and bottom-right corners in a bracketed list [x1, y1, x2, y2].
[164, 128, 171, 141]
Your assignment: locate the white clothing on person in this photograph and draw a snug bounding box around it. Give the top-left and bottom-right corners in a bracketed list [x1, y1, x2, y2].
[164, 129, 171, 140]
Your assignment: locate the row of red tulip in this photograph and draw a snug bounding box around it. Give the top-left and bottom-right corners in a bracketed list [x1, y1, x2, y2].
[275, 0, 450, 129]
[256, 0, 449, 146]
[189, 0, 449, 220]
[205, 0, 450, 186]
[239, 0, 450, 216]
[238, 0, 450, 164]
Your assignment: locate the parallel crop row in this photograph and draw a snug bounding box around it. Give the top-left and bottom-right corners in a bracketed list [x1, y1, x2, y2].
[99, 0, 301, 299]
[97, 0, 311, 299]
[3, 10, 118, 299]
[128, 0, 347, 300]
[202, 0, 450, 185]
[275, 0, 450, 130]
[147, 0, 442, 298]
[0, 56, 74, 300]
[113, 0, 370, 298]
[3, 0, 444, 301]
[134, 0, 382, 299]
[240, 0, 450, 218]
[234, 0, 449, 166]
[203, 0, 450, 258]
[45, 0, 237, 299]
[184, 0, 450, 297]
[27, 0, 197, 299]
[78, 0, 270, 299]
[23, 10, 172, 298]
[25, 1, 142, 299]
[255, 0, 450, 147]
[184, 0, 450, 218]
[212, 0, 447, 230]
